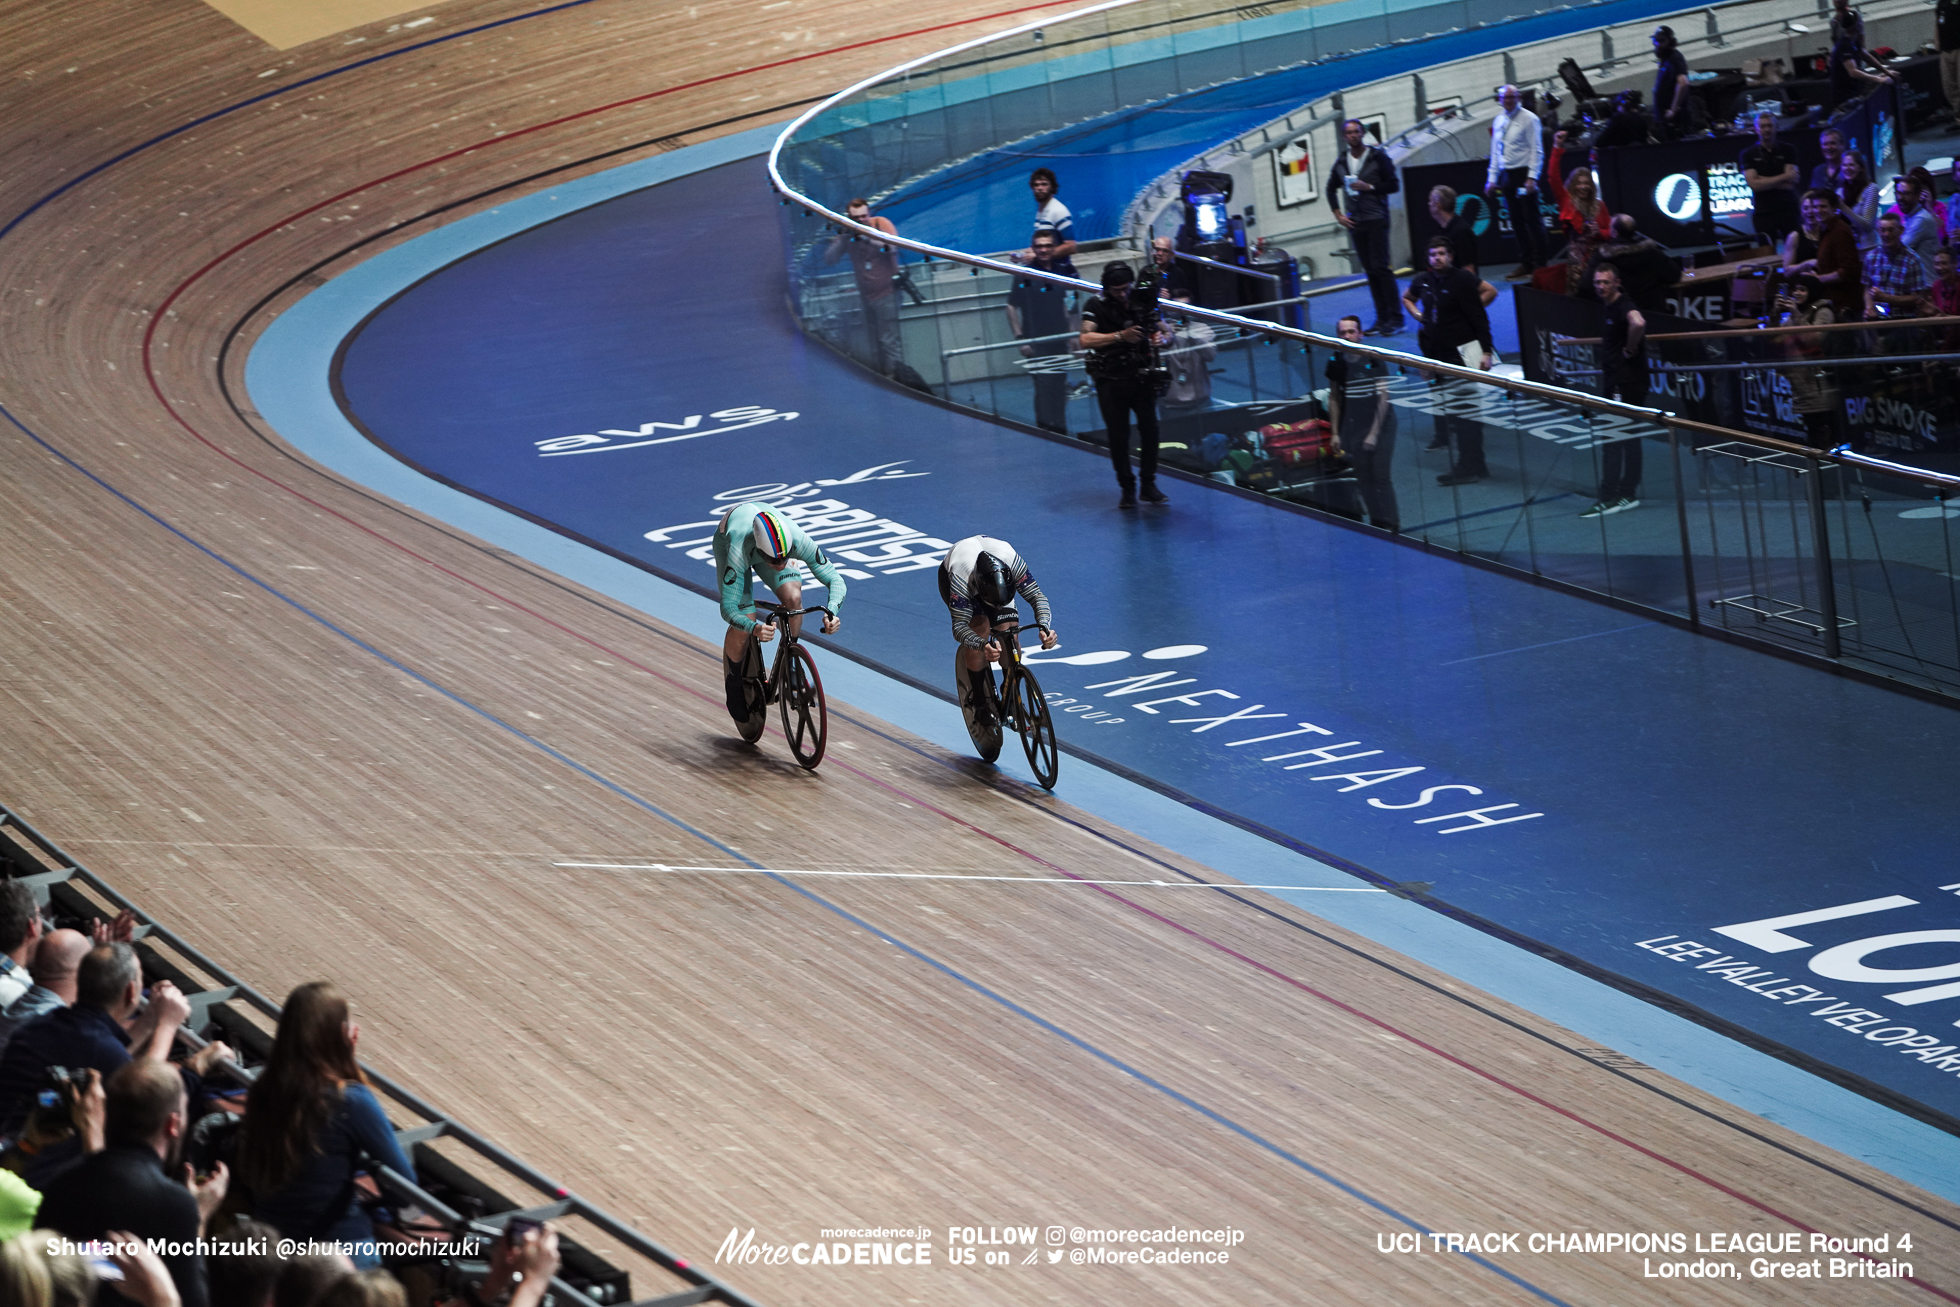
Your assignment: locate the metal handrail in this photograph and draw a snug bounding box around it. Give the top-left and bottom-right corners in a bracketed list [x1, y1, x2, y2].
[1569, 352, 1960, 373]
[1563, 315, 1960, 344]
[773, 173, 1960, 492]
[1168, 249, 1280, 282]
[0, 803, 767, 1307]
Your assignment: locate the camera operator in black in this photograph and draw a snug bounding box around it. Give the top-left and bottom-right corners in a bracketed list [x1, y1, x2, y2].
[1080, 261, 1172, 509]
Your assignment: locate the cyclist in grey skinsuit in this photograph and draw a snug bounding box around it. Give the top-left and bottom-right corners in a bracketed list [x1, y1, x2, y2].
[939, 535, 1058, 724]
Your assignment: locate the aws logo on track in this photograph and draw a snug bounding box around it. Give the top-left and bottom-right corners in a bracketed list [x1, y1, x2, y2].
[534, 406, 798, 457]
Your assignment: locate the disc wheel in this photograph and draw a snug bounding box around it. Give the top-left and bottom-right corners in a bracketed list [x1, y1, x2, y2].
[1014, 665, 1060, 789]
[733, 637, 767, 744]
[779, 644, 828, 770]
[955, 651, 1003, 763]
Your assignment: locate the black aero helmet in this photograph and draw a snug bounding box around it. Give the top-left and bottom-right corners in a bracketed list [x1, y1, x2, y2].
[970, 551, 1015, 610]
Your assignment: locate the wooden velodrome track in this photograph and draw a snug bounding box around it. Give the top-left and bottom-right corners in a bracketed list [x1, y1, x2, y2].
[3, 0, 1959, 1301]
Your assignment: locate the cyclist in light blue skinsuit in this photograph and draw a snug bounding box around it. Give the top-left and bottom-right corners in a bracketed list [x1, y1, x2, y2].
[714, 502, 846, 720]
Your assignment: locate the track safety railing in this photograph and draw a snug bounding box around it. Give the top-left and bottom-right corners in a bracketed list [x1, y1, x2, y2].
[769, 0, 1960, 700]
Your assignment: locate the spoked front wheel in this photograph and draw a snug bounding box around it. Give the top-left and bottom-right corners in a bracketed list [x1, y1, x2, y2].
[778, 644, 828, 770]
[955, 651, 1003, 763]
[1013, 666, 1060, 789]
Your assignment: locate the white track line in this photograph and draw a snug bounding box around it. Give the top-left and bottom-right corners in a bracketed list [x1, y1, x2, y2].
[554, 861, 1387, 891]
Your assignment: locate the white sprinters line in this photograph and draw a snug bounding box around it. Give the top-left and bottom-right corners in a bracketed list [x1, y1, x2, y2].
[553, 861, 1386, 891]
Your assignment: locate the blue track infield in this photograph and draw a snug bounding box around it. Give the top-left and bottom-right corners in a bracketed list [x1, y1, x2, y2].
[248, 125, 1960, 1195]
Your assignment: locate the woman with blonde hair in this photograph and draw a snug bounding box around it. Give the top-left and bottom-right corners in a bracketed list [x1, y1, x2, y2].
[0, 1231, 104, 1307]
[1547, 133, 1613, 292]
[235, 985, 414, 1266]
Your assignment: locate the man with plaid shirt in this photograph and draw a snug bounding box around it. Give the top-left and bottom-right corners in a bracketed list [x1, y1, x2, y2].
[1864, 213, 1928, 319]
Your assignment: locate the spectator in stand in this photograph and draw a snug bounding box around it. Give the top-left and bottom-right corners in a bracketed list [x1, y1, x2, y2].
[1427, 186, 1478, 274]
[1596, 215, 1681, 313]
[273, 1257, 352, 1307]
[1027, 169, 1077, 268]
[0, 885, 58, 1054]
[1581, 264, 1648, 518]
[234, 983, 414, 1266]
[1326, 316, 1400, 534]
[2, 1061, 106, 1194]
[1928, 249, 1960, 352]
[313, 1274, 403, 1307]
[25, 932, 87, 1010]
[207, 1220, 285, 1307]
[1948, 159, 1960, 237]
[1941, 0, 1960, 128]
[1740, 112, 1803, 245]
[1809, 127, 1847, 191]
[109, 1237, 189, 1307]
[1829, 16, 1894, 108]
[1327, 119, 1405, 334]
[1005, 231, 1073, 434]
[1403, 237, 1496, 487]
[1485, 85, 1547, 280]
[462, 1223, 561, 1307]
[39, 1060, 223, 1307]
[1546, 134, 1612, 292]
[1786, 189, 1865, 320]
[1835, 150, 1879, 248]
[1652, 27, 1692, 140]
[1886, 170, 1945, 272]
[0, 1230, 100, 1307]
[1149, 237, 1195, 301]
[1865, 212, 1929, 318]
[0, 945, 228, 1139]
[824, 199, 903, 378]
[1160, 291, 1216, 411]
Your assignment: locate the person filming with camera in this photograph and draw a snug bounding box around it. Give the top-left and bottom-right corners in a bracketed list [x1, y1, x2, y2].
[1079, 261, 1173, 509]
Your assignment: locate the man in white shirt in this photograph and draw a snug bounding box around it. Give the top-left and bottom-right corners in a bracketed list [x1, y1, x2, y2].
[1029, 168, 1077, 266]
[1484, 84, 1547, 278]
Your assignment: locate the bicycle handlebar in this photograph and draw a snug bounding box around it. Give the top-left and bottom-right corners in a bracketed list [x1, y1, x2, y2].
[756, 601, 833, 619]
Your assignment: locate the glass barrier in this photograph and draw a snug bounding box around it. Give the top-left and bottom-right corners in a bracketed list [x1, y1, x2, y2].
[770, 0, 1960, 699]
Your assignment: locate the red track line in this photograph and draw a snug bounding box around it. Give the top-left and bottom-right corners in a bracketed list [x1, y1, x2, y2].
[138, 0, 1086, 375]
[116, 16, 1960, 1295]
[817, 763, 1959, 1300]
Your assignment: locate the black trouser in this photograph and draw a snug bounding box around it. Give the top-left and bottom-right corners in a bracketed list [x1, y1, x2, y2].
[1498, 167, 1546, 269]
[1341, 406, 1400, 531]
[1094, 375, 1160, 488]
[1419, 332, 1486, 478]
[1027, 345, 1069, 432]
[1349, 219, 1404, 328]
[1600, 366, 1648, 499]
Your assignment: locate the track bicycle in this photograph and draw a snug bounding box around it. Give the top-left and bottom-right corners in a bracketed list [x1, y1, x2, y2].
[732, 601, 829, 769]
[954, 614, 1059, 789]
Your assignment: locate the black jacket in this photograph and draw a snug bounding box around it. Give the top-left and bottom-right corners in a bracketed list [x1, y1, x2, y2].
[1327, 147, 1396, 225]
[40, 1144, 210, 1307]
